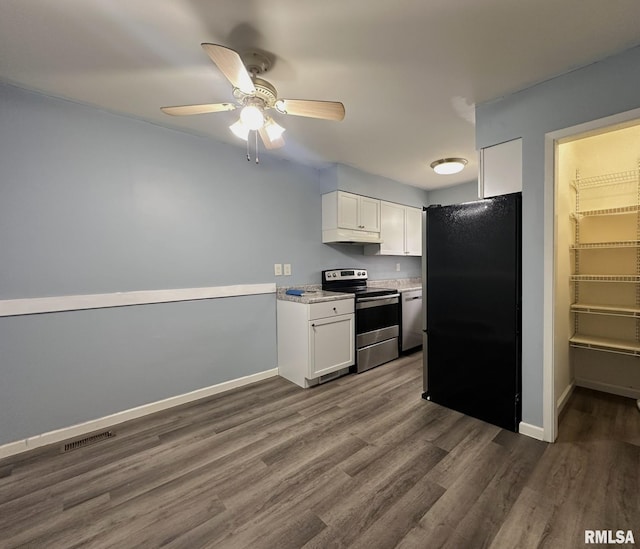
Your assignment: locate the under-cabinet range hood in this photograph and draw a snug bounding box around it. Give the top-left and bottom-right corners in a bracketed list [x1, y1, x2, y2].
[322, 228, 383, 244]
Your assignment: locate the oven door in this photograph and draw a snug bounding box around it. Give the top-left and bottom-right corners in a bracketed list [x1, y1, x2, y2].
[356, 294, 400, 345]
[355, 294, 400, 372]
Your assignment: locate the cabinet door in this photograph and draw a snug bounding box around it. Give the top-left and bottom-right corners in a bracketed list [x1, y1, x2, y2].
[309, 314, 354, 378]
[379, 201, 405, 255]
[360, 196, 381, 231]
[337, 192, 360, 229]
[404, 206, 422, 256]
[479, 138, 522, 198]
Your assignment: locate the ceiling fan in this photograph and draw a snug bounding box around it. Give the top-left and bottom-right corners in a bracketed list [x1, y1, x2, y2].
[161, 43, 345, 152]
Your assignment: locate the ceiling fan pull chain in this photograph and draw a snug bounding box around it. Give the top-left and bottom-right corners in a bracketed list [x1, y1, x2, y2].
[246, 135, 251, 162]
[255, 130, 260, 164]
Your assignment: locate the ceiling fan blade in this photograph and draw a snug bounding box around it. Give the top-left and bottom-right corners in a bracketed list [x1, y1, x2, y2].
[258, 126, 285, 150]
[201, 43, 256, 95]
[161, 103, 236, 116]
[276, 99, 345, 121]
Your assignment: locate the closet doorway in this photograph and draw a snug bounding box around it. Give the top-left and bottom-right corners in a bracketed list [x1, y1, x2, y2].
[553, 119, 640, 438]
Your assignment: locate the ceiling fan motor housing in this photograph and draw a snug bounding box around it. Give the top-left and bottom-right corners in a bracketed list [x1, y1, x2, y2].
[241, 50, 272, 76]
[233, 77, 278, 110]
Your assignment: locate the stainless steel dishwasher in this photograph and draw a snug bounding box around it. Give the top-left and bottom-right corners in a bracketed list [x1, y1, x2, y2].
[401, 288, 423, 352]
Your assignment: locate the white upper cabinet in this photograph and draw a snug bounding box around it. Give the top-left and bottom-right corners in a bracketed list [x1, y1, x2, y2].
[365, 201, 422, 256]
[404, 205, 422, 255]
[479, 137, 523, 198]
[322, 191, 382, 243]
[378, 201, 405, 255]
[336, 191, 360, 229]
[334, 191, 380, 231]
[358, 195, 381, 232]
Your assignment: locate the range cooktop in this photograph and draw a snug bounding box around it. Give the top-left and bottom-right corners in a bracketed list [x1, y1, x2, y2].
[321, 269, 398, 298]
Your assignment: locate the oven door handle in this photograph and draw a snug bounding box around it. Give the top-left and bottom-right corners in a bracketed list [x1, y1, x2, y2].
[358, 293, 400, 302]
[356, 294, 400, 308]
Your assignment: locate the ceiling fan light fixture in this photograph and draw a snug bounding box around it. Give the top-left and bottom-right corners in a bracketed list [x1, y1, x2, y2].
[264, 118, 286, 140]
[240, 105, 264, 130]
[430, 157, 468, 175]
[229, 119, 250, 140]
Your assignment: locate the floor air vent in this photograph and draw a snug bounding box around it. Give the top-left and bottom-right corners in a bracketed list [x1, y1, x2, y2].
[318, 369, 347, 385]
[62, 430, 115, 452]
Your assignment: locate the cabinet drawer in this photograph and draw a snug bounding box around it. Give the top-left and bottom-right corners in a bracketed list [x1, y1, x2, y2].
[309, 299, 354, 320]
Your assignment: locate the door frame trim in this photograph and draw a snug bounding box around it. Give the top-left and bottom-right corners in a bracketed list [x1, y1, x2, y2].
[543, 106, 640, 442]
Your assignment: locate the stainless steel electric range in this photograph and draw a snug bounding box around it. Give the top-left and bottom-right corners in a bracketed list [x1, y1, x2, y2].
[322, 269, 400, 373]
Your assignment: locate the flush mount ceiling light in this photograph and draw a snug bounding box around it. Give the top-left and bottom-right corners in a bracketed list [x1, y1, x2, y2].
[430, 158, 468, 175]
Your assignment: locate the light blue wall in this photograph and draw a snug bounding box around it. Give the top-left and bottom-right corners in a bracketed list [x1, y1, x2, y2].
[476, 45, 640, 427]
[427, 181, 478, 206]
[0, 84, 325, 296]
[0, 82, 426, 445]
[0, 296, 275, 444]
[316, 165, 428, 280]
[333, 164, 428, 208]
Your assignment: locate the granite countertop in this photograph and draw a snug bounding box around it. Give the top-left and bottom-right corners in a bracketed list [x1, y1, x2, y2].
[277, 277, 421, 303]
[396, 284, 422, 292]
[276, 285, 353, 304]
[368, 277, 422, 292]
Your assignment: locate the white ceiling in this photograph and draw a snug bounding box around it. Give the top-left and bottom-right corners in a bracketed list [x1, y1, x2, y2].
[1, 1, 640, 189]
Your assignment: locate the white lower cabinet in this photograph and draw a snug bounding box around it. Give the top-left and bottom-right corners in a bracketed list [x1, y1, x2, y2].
[277, 298, 355, 388]
[309, 314, 354, 378]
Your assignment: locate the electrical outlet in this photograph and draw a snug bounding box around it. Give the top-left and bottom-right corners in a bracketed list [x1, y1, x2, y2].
[284, 263, 292, 276]
[396, 263, 401, 272]
[274, 263, 283, 276]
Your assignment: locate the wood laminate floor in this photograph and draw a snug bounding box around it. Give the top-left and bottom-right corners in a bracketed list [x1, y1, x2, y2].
[1, 352, 639, 548]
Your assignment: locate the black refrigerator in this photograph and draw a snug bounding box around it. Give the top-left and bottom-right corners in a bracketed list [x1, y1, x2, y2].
[422, 193, 521, 432]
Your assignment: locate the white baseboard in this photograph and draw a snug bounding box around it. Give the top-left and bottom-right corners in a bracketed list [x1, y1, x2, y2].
[518, 422, 545, 441]
[0, 368, 278, 460]
[575, 378, 640, 400]
[556, 382, 575, 416]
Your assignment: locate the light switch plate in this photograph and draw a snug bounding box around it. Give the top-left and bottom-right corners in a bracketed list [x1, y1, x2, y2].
[284, 264, 292, 276]
[274, 263, 283, 276]
[396, 263, 401, 272]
